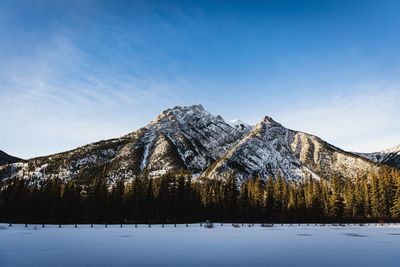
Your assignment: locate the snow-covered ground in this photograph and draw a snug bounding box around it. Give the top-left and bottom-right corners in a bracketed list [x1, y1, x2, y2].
[1, 223, 400, 267]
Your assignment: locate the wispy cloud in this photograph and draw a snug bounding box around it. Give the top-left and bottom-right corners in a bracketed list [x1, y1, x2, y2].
[2, 0, 400, 158]
[0, 34, 187, 158]
[277, 87, 400, 153]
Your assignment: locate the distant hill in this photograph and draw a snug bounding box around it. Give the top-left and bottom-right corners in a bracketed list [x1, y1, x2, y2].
[358, 145, 400, 169]
[0, 150, 23, 165]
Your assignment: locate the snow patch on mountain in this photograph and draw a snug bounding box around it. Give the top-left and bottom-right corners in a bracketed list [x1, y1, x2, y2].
[229, 119, 253, 133]
[0, 105, 245, 183]
[358, 144, 400, 169]
[0, 105, 384, 184]
[205, 116, 380, 181]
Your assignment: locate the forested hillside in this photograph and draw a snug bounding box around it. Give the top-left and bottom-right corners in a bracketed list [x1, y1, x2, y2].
[0, 105, 397, 224]
[1, 167, 399, 224]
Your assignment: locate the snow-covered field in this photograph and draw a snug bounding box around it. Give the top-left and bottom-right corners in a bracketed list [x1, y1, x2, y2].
[1, 223, 400, 267]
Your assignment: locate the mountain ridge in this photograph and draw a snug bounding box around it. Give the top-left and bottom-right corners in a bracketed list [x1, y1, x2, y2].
[0, 105, 388, 184]
[204, 114, 380, 181]
[358, 145, 400, 169]
[0, 150, 23, 165]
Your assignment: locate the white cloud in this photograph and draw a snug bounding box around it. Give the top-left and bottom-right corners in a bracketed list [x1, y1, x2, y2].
[0, 35, 188, 158]
[277, 87, 400, 153]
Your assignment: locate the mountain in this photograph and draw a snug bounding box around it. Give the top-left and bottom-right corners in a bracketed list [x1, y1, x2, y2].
[229, 119, 253, 133]
[125, 105, 244, 177]
[0, 150, 22, 165]
[0, 105, 244, 183]
[358, 145, 400, 169]
[0, 105, 382, 184]
[204, 116, 380, 181]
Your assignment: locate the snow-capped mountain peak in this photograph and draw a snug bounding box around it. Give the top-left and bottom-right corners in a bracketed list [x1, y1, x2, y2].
[261, 115, 279, 125]
[229, 119, 253, 133]
[379, 144, 400, 155]
[205, 114, 380, 181]
[153, 105, 207, 124]
[0, 105, 385, 184]
[358, 144, 400, 169]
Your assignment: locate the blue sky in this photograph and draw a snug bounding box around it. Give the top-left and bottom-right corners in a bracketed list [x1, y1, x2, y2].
[1, 0, 400, 158]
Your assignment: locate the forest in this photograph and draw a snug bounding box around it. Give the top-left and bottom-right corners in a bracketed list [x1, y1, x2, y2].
[1, 167, 400, 224]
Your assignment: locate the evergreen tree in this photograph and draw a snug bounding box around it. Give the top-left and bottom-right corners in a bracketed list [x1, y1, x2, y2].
[223, 172, 239, 221]
[239, 181, 250, 221]
[296, 182, 307, 221]
[264, 176, 274, 221]
[110, 179, 125, 222]
[273, 175, 284, 219]
[371, 176, 384, 220]
[390, 174, 400, 220]
[249, 176, 264, 221]
[353, 176, 365, 219]
[2, 167, 400, 224]
[145, 177, 155, 221]
[363, 178, 371, 218]
[329, 176, 344, 220]
[343, 178, 355, 218]
[287, 182, 297, 221]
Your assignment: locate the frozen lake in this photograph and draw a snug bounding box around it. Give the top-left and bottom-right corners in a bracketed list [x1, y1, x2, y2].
[1, 223, 400, 267]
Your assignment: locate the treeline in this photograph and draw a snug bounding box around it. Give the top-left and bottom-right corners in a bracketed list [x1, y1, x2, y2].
[1, 168, 400, 223]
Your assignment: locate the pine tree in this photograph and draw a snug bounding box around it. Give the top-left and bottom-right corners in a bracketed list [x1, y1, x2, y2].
[329, 176, 344, 220]
[371, 175, 384, 220]
[353, 176, 365, 219]
[281, 177, 288, 218]
[144, 177, 155, 221]
[273, 175, 284, 219]
[287, 182, 297, 221]
[363, 178, 371, 218]
[85, 177, 109, 223]
[304, 176, 313, 216]
[110, 179, 125, 222]
[223, 172, 239, 221]
[250, 176, 264, 220]
[320, 179, 330, 219]
[296, 182, 306, 221]
[343, 178, 355, 218]
[264, 176, 274, 221]
[239, 181, 250, 221]
[4, 167, 400, 224]
[313, 178, 323, 220]
[176, 172, 187, 221]
[390, 174, 400, 220]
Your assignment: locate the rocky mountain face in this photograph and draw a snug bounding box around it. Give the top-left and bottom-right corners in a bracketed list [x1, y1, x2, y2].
[0, 105, 383, 184]
[0, 105, 244, 183]
[0, 150, 23, 165]
[358, 145, 400, 169]
[126, 105, 244, 178]
[204, 116, 380, 181]
[228, 119, 253, 134]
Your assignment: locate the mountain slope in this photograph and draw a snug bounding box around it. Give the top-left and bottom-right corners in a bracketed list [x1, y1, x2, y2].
[204, 116, 380, 181]
[0, 150, 23, 165]
[0, 105, 384, 184]
[358, 145, 400, 169]
[229, 119, 253, 133]
[0, 105, 244, 183]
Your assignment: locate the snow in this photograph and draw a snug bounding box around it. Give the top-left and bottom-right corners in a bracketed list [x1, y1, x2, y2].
[0, 105, 388, 184]
[1, 223, 400, 267]
[358, 144, 400, 164]
[208, 116, 379, 181]
[229, 119, 253, 133]
[140, 131, 156, 171]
